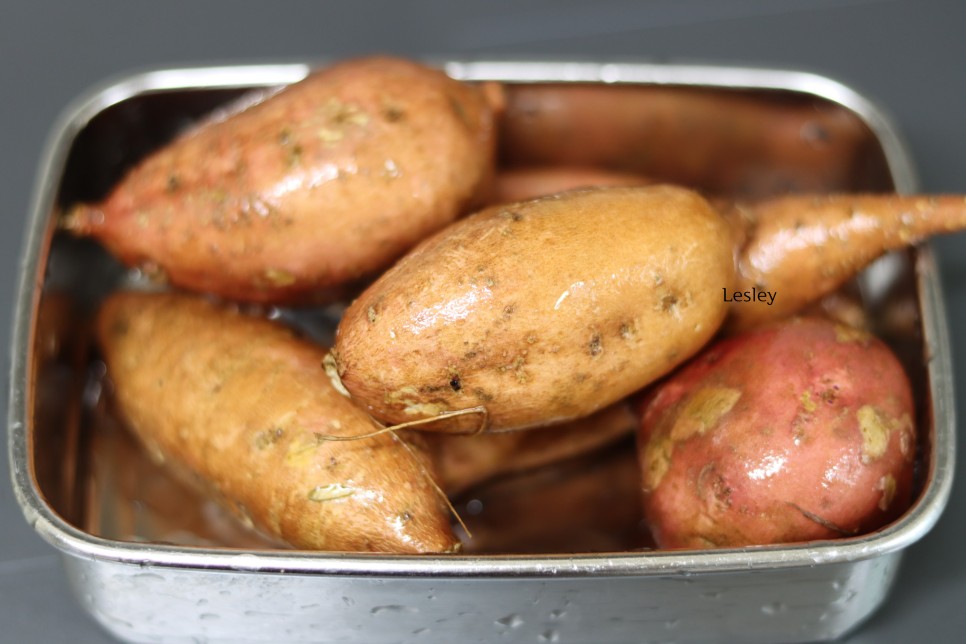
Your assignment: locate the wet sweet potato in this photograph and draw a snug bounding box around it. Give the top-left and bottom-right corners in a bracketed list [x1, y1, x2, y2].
[333, 184, 966, 435]
[426, 400, 636, 495]
[66, 56, 499, 304]
[489, 166, 651, 204]
[727, 193, 966, 328]
[332, 185, 736, 432]
[458, 442, 649, 554]
[96, 291, 459, 553]
[638, 317, 916, 549]
[500, 84, 874, 197]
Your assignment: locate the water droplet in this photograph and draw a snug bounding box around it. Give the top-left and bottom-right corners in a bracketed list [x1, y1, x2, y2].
[412, 627, 430, 635]
[219, 590, 231, 596]
[539, 629, 560, 642]
[342, 596, 355, 606]
[761, 602, 788, 615]
[466, 499, 484, 515]
[549, 609, 566, 620]
[701, 590, 722, 600]
[831, 580, 843, 591]
[371, 605, 417, 615]
[495, 613, 524, 628]
[665, 619, 680, 629]
[131, 572, 165, 582]
[199, 613, 219, 621]
[196, 599, 209, 607]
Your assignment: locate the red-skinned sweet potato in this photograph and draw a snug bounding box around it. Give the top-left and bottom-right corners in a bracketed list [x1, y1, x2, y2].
[638, 317, 916, 549]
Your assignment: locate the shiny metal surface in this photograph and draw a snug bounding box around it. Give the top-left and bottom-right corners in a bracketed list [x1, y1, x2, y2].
[9, 61, 955, 643]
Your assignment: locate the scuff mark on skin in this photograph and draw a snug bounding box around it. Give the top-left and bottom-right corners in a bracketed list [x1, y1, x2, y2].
[857, 405, 892, 463]
[800, 390, 817, 413]
[308, 483, 355, 502]
[670, 387, 742, 442]
[643, 436, 674, 491]
[878, 474, 897, 511]
[787, 502, 855, 536]
[834, 324, 872, 345]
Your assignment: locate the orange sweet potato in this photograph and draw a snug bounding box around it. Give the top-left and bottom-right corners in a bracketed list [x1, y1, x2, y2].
[332, 184, 966, 434]
[499, 84, 874, 197]
[332, 185, 736, 433]
[96, 291, 459, 553]
[458, 442, 649, 554]
[489, 166, 650, 204]
[727, 193, 966, 328]
[638, 317, 916, 549]
[425, 400, 636, 495]
[66, 57, 499, 304]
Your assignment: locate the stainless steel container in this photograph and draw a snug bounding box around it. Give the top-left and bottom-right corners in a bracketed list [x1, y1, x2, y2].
[8, 61, 955, 643]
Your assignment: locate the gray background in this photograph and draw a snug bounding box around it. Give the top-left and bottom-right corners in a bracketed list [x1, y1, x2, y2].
[2, 0, 964, 642]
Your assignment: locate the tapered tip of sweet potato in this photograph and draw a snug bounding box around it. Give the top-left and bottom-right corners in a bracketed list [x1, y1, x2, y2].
[59, 203, 101, 235]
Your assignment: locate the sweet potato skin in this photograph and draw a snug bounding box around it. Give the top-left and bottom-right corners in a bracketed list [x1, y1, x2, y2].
[638, 317, 916, 549]
[489, 166, 651, 204]
[426, 400, 636, 495]
[67, 57, 498, 304]
[333, 185, 736, 432]
[96, 291, 459, 553]
[499, 84, 871, 197]
[729, 194, 966, 329]
[458, 443, 648, 554]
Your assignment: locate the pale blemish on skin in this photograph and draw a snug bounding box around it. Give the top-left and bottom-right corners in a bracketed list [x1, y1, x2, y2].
[323, 353, 351, 398]
[286, 432, 324, 467]
[553, 280, 586, 310]
[856, 405, 912, 463]
[385, 386, 448, 417]
[857, 405, 891, 463]
[308, 483, 355, 502]
[834, 324, 872, 344]
[646, 388, 742, 490]
[643, 436, 674, 491]
[670, 388, 742, 442]
[263, 268, 296, 287]
[800, 390, 817, 413]
[877, 474, 897, 511]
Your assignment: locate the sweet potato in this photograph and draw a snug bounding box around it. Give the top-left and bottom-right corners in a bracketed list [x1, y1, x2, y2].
[65, 56, 499, 304]
[96, 291, 459, 553]
[638, 317, 916, 549]
[426, 400, 636, 495]
[333, 184, 966, 434]
[489, 166, 650, 204]
[458, 442, 649, 554]
[332, 185, 736, 432]
[499, 84, 874, 196]
[727, 193, 966, 329]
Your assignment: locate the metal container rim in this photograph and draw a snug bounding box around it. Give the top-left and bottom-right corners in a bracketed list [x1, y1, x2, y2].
[8, 59, 955, 579]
